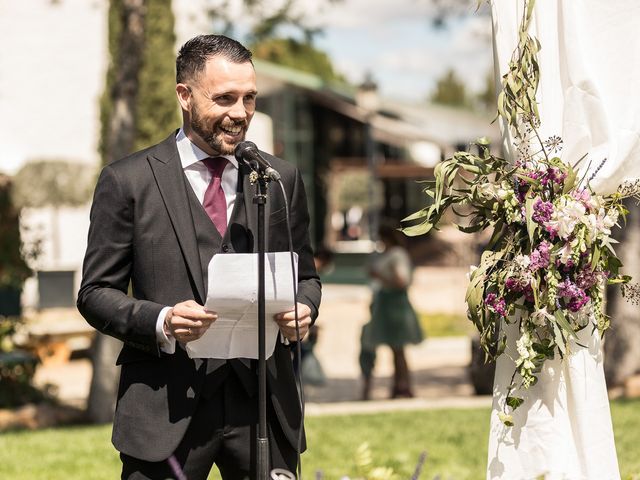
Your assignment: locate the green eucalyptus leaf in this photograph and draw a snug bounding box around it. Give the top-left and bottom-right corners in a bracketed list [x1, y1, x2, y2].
[552, 321, 567, 357]
[525, 196, 538, 244]
[506, 396, 524, 409]
[590, 245, 601, 271]
[554, 309, 578, 339]
[401, 221, 433, 237]
[402, 208, 428, 222]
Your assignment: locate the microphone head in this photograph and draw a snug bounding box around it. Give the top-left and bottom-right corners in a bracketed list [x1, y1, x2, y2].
[234, 141, 258, 163]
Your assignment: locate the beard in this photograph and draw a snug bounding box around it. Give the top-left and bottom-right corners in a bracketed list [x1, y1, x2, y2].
[190, 103, 247, 155]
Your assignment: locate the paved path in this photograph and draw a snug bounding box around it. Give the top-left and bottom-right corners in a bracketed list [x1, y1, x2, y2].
[34, 268, 492, 414]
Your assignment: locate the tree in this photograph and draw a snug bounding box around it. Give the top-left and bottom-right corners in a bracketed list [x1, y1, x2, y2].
[12, 160, 94, 264]
[90, 0, 178, 424]
[430, 68, 468, 107]
[0, 175, 35, 293]
[476, 69, 497, 113]
[100, 0, 179, 166]
[251, 37, 345, 83]
[604, 201, 640, 387]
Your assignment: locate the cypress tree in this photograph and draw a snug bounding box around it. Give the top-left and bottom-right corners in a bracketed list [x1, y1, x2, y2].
[99, 0, 179, 167]
[134, 0, 181, 152]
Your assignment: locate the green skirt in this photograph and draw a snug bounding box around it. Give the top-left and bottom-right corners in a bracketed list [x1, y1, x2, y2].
[361, 288, 424, 349]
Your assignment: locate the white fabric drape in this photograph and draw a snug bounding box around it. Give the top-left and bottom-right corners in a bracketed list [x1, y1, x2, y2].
[492, 0, 640, 195]
[488, 1, 640, 478]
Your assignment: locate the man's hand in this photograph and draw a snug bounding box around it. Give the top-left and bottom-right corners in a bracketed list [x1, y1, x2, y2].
[164, 300, 217, 343]
[274, 302, 312, 342]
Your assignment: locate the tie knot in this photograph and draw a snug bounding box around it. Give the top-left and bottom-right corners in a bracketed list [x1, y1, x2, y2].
[202, 157, 228, 178]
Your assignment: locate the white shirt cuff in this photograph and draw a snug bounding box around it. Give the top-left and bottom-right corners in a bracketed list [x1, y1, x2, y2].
[156, 306, 176, 354]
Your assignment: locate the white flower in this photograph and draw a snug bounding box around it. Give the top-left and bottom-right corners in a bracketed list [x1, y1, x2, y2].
[514, 254, 531, 269]
[497, 187, 511, 201]
[602, 208, 619, 230]
[478, 183, 498, 199]
[558, 241, 574, 265]
[498, 412, 514, 426]
[531, 307, 554, 326]
[547, 196, 586, 239]
[583, 207, 619, 241]
[516, 332, 532, 359]
[583, 213, 599, 244]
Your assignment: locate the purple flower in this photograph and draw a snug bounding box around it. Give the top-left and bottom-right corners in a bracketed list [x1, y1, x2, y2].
[576, 269, 601, 290]
[530, 241, 551, 270]
[557, 278, 590, 312]
[524, 288, 535, 304]
[545, 167, 567, 185]
[505, 277, 521, 291]
[484, 293, 508, 317]
[568, 291, 590, 312]
[532, 199, 554, 224]
[545, 224, 559, 238]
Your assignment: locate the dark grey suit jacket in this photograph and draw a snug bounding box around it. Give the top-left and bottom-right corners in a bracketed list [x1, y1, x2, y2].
[77, 132, 321, 462]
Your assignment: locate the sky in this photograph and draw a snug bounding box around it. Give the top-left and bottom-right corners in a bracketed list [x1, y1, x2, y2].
[302, 0, 495, 101]
[199, 0, 495, 103]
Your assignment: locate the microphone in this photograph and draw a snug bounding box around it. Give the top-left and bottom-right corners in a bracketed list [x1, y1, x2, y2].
[234, 141, 281, 181]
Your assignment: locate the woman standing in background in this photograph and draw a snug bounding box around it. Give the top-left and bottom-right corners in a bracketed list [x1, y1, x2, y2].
[360, 224, 423, 400]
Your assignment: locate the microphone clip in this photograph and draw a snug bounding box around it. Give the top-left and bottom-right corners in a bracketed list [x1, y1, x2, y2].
[235, 141, 281, 183]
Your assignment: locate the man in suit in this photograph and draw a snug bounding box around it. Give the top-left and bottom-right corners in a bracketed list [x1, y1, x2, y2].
[77, 34, 321, 479]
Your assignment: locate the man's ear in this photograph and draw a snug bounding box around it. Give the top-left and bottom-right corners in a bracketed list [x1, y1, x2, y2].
[176, 83, 191, 111]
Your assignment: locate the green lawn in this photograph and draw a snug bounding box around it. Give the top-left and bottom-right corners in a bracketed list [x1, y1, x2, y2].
[419, 312, 475, 338]
[1, 400, 639, 479]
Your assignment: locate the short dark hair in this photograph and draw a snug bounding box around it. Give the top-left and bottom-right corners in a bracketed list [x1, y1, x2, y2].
[176, 34, 253, 84]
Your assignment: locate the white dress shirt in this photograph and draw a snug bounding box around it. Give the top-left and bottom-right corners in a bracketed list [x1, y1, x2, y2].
[155, 129, 238, 353]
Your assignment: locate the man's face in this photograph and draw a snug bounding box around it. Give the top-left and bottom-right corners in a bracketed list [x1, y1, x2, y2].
[178, 56, 257, 155]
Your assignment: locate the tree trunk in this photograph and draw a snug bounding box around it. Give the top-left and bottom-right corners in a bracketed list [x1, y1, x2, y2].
[604, 200, 640, 387]
[87, 0, 146, 424]
[87, 335, 123, 423]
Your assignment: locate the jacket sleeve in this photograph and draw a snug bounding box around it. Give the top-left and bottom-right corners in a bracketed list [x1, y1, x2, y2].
[77, 165, 163, 355]
[288, 168, 322, 321]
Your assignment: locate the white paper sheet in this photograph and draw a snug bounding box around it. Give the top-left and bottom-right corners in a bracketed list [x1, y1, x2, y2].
[185, 252, 298, 359]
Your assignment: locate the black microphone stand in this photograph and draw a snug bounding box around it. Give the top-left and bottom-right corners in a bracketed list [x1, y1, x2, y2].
[253, 168, 271, 480]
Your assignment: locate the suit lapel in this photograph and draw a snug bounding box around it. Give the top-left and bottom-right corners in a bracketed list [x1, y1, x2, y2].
[148, 136, 206, 304]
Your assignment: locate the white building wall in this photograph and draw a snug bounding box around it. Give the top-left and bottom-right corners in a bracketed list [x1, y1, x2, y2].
[1, 0, 272, 308]
[0, 0, 108, 174]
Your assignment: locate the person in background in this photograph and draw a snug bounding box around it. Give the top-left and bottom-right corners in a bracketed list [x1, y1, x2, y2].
[359, 224, 423, 400]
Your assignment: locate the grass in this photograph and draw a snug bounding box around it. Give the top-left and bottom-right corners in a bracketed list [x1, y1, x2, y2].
[1, 399, 640, 479]
[419, 311, 475, 338]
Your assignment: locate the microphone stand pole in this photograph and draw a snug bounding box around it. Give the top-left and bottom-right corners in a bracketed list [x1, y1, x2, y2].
[254, 171, 270, 480]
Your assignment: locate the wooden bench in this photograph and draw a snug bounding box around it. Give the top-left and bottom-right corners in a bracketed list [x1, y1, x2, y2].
[19, 309, 95, 366]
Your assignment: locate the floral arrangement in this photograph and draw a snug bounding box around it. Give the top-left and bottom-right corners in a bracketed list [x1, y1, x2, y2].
[401, 0, 639, 423]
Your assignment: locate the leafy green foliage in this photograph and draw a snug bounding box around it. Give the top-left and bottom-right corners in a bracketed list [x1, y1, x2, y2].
[430, 69, 468, 108]
[251, 37, 346, 83]
[0, 176, 33, 289]
[0, 348, 45, 408]
[133, 0, 181, 152]
[11, 160, 95, 209]
[100, 0, 180, 166]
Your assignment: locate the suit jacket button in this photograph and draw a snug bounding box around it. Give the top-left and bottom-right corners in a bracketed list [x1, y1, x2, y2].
[222, 244, 229, 252]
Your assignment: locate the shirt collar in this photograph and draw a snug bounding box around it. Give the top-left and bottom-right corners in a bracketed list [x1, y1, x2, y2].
[175, 128, 238, 169]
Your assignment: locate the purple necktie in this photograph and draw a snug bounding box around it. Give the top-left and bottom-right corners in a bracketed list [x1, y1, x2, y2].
[202, 157, 229, 236]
